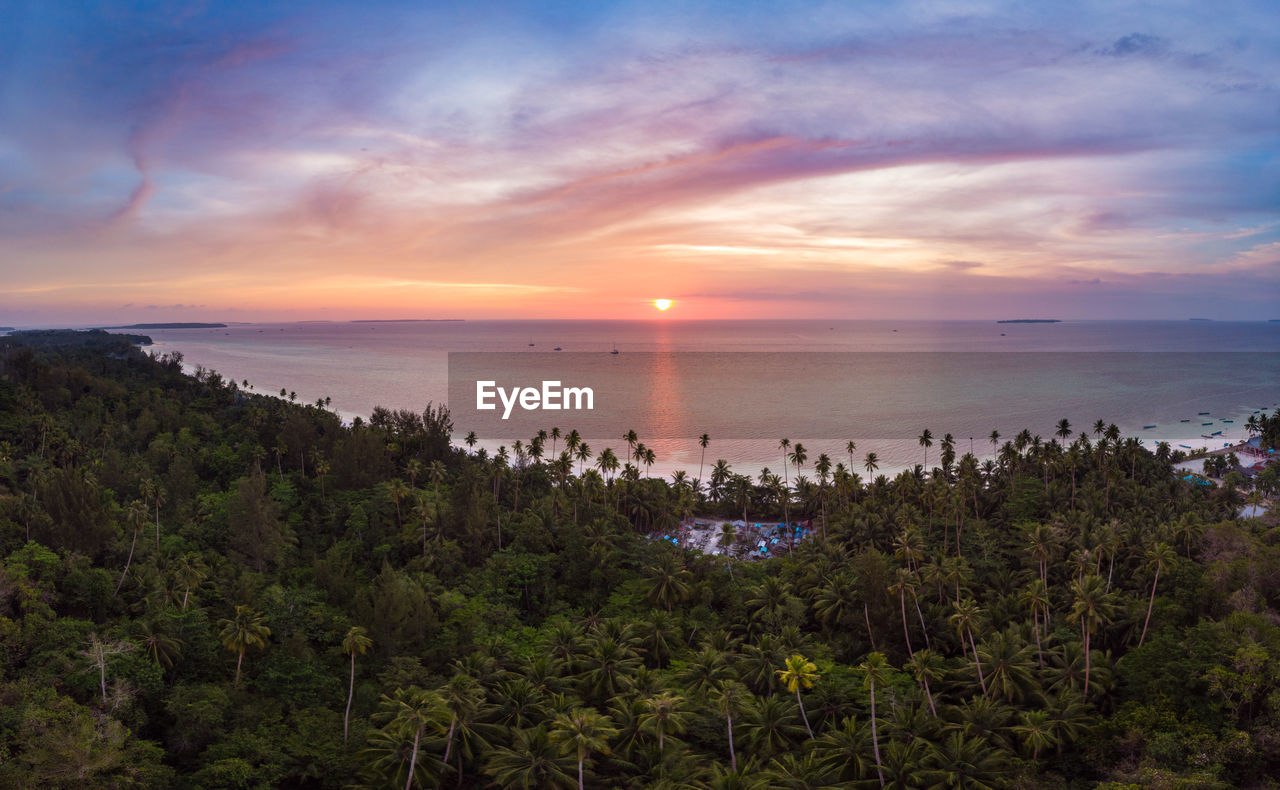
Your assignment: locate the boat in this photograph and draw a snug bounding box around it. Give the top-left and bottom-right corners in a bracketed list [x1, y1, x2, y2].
[1180, 419, 1190, 423]
[553, 346, 562, 351]
[1198, 411, 1210, 415]
[1179, 444, 1191, 449]
[1202, 423, 1213, 426]
[610, 344, 619, 355]
[1143, 425, 1157, 429]
[1222, 419, 1234, 423]
[1212, 431, 1222, 436]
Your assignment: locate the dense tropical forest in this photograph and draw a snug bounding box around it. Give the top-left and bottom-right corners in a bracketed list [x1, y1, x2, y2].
[1, 330, 1278, 789]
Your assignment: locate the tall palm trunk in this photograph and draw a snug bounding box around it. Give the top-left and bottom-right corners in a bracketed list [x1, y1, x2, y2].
[344, 652, 356, 742]
[912, 591, 931, 650]
[899, 589, 914, 659]
[796, 688, 813, 738]
[870, 677, 885, 788]
[726, 710, 736, 771]
[968, 629, 987, 695]
[1140, 565, 1160, 646]
[922, 676, 937, 717]
[116, 528, 138, 594]
[405, 728, 421, 790]
[1082, 619, 1092, 696]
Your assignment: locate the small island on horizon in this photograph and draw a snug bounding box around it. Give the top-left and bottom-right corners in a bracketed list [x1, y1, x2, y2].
[350, 318, 465, 323]
[996, 319, 1061, 324]
[104, 322, 228, 329]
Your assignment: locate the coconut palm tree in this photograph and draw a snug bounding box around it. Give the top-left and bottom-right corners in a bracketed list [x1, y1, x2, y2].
[1069, 574, 1116, 696]
[775, 653, 820, 739]
[919, 428, 934, 469]
[172, 552, 208, 610]
[483, 726, 576, 790]
[379, 687, 446, 790]
[1055, 418, 1073, 443]
[1139, 542, 1176, 646]
[1012, 710, 1056, 761]
[716, 680, 750, 771]
[549, 708, 618, 790]
[864, 452, 880, 477]
[136, 619, 183, 670]
[218, 605, 270, 686]
[858, 651, 890, 787]
[949, 597, 988, 695]
[639, 691, 687, 753]
[906, 649, 945, 717]
[116, 499, 148, 595]
[343, 626, 373, 742]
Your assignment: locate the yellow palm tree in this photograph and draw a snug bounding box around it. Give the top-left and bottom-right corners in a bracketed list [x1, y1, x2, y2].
[775, 653, 820, 738]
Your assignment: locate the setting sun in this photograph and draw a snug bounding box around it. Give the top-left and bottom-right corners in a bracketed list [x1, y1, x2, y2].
[652, 298, 674, 311]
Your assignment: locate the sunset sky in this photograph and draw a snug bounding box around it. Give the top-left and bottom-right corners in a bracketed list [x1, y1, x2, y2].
[2, 0, 1278, 324]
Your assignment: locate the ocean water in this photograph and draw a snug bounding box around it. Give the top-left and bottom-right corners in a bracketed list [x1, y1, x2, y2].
[138, 320, 1280, 478]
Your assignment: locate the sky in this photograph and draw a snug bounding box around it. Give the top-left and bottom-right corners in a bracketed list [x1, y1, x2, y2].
[1, 0, 1278, 324]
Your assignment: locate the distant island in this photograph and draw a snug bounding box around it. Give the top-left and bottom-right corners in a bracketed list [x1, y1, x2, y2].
[3, 328, 152, 347]
[104, 322, 227, 329]
[350, 318, 464, 323]
[996, 319, 1060, 324]
[1188, 318, 1213, 322]
[0, 326, 13, 332]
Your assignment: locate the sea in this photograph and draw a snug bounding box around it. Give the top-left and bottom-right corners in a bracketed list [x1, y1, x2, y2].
[131, 320, 1280, 479]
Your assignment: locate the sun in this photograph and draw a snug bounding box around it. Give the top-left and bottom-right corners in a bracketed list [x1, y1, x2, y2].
[652, 298, 674, 311]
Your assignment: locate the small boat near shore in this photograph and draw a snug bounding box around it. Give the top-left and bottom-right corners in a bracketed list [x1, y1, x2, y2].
[1143, 425, 1157, 429]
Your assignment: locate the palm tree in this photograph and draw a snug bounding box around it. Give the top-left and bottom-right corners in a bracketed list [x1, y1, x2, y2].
[116, 500, 148, 595]
[427, 460, 447, 525]
[858, 651, 890, 788]
[380, 687, 446, 790]
[575, 442, 592, 476]
[888, 568, 917, 659]
[716, 680, 750, 771]
[643, 555, 692, 612]
[172, 552, 209, 610]
[141, 477, 165, 549]
[949, 597, 988, 695]
[775, 653, 819, 739]
[388, 478, 410, 527]
[779, 438, 791, 489]
[640, 691, 688, 753]
[697, 433, 711, 489]
[906, 649, 944, 717]
[864, 452, 880, 477]
[136, 619, 183, 670]
[1069, 574, 1116, 696]
[218, 605, 270, 686]
[483, 726, 576, 790]
[1012, 710, 1056, 761]
[1139, 542, 1176, 646]
[344, 626, 373, 742]
[464, 431, 478, 452]
[919, 428, 934, 469]
[846, 440, 857, 473]
[1055, 418, 1072, 443]
[989, 430, 1000, 457]
[549, 708, 617, 790]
